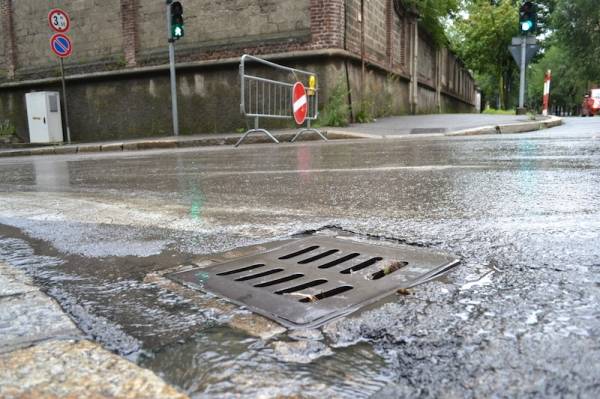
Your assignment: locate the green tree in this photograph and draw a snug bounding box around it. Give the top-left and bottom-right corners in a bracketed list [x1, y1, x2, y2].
[524, 0, 597, 114]
[528, 45, 586, 113]
[552, 0, 600, 82]
[396, 0, 460, 45]
[451, 0, 520, 109]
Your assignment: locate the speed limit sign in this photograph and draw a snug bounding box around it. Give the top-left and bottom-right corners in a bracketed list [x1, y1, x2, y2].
[48, 9, 70, 33]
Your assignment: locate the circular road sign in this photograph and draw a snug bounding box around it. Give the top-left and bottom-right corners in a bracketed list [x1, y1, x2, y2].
[48, 9, 71, 33]
[292, 82, 308, 125]
[50, 33, 73, 58]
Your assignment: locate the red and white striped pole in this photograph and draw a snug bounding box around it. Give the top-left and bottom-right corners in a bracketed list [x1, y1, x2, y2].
[542, 69, 552, 116]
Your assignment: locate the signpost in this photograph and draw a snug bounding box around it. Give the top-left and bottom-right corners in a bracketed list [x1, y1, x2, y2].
[509, 36, 539, 114]
[542, 70, 552, 116]
[508, 37, 539, 66]
[511, 2, 539, 114]
[48, 8, 72, 143]
[166, 1, 184, 137]
[292, 82, 308, 125]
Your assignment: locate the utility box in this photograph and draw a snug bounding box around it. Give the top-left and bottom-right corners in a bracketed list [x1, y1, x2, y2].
[25, 92, 64, 143]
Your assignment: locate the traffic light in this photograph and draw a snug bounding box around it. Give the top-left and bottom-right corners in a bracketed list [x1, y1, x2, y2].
[170, 1, 184, 40]
[519, 1, 536, 34]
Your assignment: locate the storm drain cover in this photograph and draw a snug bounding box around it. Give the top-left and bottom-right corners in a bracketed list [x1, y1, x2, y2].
[168, 236, 459, 329]
[410, 128, 448, 134]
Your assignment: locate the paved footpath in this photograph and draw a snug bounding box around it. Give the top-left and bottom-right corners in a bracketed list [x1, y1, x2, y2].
[327, 113, 562, 138]
[0, 113, 562, 158]
[0, 261, 188, 399]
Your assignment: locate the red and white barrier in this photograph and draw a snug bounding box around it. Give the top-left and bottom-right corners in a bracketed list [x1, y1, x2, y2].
[542, 69, 552, 116]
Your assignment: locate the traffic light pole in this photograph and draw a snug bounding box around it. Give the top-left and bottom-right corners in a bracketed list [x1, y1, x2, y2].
[59, 58, 72, 144]
[518, 35, 527, 113]
[166, 0, 179, 136]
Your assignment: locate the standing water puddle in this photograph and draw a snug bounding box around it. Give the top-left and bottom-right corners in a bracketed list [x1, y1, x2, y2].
[0, 231, 397, 398]
[139, 325, 393, 398]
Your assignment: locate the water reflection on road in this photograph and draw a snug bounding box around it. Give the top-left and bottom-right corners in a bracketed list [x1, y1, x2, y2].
[0, 118, 599, 397]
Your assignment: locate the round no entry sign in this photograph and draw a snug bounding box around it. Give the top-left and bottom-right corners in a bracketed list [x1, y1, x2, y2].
[292, 82, 308, 125]
[50, 33, 73, 58]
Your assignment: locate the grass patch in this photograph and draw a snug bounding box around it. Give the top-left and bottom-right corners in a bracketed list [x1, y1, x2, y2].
[320, 79, 350, 127]
[0, 120, 16, 137]
[482, 108, 516, 115]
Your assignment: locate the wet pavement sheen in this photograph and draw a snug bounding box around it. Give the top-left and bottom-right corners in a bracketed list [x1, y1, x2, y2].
[0, 117, 599, 397]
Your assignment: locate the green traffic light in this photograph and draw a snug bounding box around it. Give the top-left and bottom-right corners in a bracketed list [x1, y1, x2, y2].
[519, 1, 536, 34]
[170, 1, 184, 40]
[521, 20, 533, 32]
[173, 24, 184, 38]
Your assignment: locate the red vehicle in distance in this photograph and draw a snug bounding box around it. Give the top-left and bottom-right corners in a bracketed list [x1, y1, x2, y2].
[582, 89, 600, 117]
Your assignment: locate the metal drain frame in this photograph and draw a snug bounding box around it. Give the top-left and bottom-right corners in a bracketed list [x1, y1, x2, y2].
[167, 236, 459, 329]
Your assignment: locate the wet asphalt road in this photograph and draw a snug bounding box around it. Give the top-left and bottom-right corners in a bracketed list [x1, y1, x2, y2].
[1, 117, 600, 398]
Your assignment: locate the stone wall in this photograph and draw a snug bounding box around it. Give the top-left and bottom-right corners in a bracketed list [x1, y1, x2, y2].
[0, 0, 15, 78]
[11, 0, 124, 75]
[0, 0, 477, 142]
[137, 0, 313, 63]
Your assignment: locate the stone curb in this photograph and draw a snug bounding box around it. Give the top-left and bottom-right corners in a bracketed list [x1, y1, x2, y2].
[0, 116, 563, 158]
[445, 115, 563, 136]
[328, 116, 563, 140]
[0, 130, 347, 158]
[0, 261, 189, 399]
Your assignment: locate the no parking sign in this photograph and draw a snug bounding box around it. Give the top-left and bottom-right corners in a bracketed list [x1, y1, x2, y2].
[48, 8, 72, 58]
[47, 8, 73, 143]
[50, 33, 73, 58]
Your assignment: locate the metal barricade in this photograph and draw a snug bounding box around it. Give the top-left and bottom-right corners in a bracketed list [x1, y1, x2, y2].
[236, 54, 327, 147]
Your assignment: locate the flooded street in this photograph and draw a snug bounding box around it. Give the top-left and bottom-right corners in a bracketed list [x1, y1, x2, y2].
[1, 117, 600, 398]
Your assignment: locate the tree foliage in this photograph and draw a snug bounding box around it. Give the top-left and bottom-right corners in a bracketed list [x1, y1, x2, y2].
[528, 45, 586, 112]
[552, 0, 600, 82]
[525, 0, 599, 113]
[397, 0, 460, 46]
[450, 0, 519, 109]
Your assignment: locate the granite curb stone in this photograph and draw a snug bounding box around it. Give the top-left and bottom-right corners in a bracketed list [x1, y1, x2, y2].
[0, 116, 563, 158]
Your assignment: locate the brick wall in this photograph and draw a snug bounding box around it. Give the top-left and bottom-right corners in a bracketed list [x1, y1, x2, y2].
[309, 0, 344, 49]
[138, 0, 311, 60]
[0, 0, 16, 78]
[344, 0, 388, 64]
[364, 0, 387, 65]
[391, 13, 409, 73]
[344, 0, 361, 54]
[0, 0, 477, 142]
[341, 0, 475, 105]
[9, 0, 124, 74]
[418, 33, 435, 85]
[0, 0, 352, 77]
[121, 0, 138, 67]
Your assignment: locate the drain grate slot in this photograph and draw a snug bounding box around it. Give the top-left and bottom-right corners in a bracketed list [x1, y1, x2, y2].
[235, 268, 283, 281]
[279, 246, 319, 260]
[298, 249, 339, 264]
[275, 279, 328, 295]
[299, 286, 354, 303]
[254, 273, 304, 287]
[217, 264, 265, 276]
[340, 257, 383, 274]
[168, 235, 460, 329]
[318, 253, 360, 269]
[370, 261, 408, 280]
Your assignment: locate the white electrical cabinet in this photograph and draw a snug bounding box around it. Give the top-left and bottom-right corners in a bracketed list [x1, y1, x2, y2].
[25, 91, 64, 143]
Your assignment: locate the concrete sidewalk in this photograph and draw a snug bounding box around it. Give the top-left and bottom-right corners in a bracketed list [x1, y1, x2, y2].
[327, 113, 563, 139]
[0, 114, 562, 158]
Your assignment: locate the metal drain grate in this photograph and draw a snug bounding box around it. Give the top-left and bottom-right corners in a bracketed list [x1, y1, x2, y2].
[410, 128, 448, 134]
[168, 236, 459, 329]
